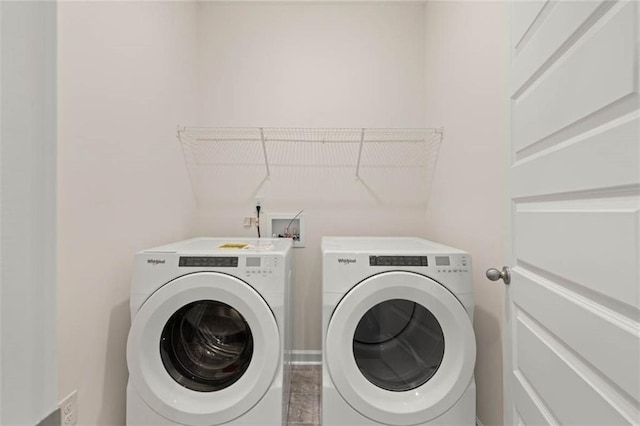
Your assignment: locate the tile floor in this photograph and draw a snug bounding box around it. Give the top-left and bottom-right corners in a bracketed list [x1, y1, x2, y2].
[287, 365, 321, 425]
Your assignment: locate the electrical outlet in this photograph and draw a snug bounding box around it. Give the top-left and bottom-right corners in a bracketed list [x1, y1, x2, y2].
[244, 216, 257, 228]
[255, 196, 263, 207]
[59, 391, 78, 426]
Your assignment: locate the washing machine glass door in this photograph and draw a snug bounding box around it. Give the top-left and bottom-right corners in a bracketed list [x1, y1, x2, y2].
[160, 299, 254, 392]
[326, 271, 476, 426]
[127, 272, 280, 426]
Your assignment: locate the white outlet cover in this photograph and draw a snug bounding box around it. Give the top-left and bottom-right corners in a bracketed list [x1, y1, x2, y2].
[59, 390, 78, 426]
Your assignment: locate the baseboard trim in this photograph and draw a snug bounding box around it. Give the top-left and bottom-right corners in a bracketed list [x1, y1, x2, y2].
[291, 350, 322, 365]
[476, 417, 484, 426]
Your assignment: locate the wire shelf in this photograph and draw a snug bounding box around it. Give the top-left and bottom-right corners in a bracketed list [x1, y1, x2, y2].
[178, 127, 443, 206]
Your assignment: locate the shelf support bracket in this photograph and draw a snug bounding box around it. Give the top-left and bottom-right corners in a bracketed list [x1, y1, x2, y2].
[260, 128, 271, 178]
[355, 128, 365, 179]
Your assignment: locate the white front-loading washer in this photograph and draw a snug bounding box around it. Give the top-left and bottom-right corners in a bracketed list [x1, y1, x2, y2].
[322, 237, 476, 426]
[126, 238, 293, 426]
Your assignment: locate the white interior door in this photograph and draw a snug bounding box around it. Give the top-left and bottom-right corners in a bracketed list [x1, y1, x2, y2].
[504, 1, 640, 425]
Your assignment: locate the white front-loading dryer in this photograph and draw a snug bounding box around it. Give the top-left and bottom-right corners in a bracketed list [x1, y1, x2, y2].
[322, 237, 476, 426]
[126, 238, 293, 426]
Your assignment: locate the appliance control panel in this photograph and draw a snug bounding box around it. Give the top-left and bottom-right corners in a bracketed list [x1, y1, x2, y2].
[178, 256, 238, 267]
[435, 255, 470, 274]
[368, 254, 470, 274]
[369, 256, 428, 267]
[242, 255, 280, 278]
[176, 255, 283, 281]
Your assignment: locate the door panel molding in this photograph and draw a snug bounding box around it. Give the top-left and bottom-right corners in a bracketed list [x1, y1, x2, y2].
[511, 0, 549, 53]
[512, 184, 640, 205]
[515, 206, 640, 305]
[514, 94, 639, 162]
[512, 369, 559, 426]
[512, 0, 614, 97]
[512, 111, 639, 196]
[513, 1, 637, 153]
[515, 310, 637, 424]
[513, 267, 640, 401]
[515, 262, 639, 327]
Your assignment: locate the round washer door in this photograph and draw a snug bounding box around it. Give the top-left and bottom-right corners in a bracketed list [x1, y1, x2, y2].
[127, 272, 280, 426]
[326, 271, 476, 426]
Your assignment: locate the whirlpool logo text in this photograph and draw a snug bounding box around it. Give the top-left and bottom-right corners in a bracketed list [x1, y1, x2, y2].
[337, 258, 356, 264]
[147, 259, 166, 266]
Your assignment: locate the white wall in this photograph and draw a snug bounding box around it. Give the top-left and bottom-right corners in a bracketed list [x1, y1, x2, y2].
[195, 1, 429, 351]
[0, 1, 58, 424]
[423, 2, 508, 426]
[57, 2, 198, 424]
[197, 2, 427, 128]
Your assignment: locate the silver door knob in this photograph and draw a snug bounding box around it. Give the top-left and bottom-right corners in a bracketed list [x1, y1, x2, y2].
[486, 266, 511, 285]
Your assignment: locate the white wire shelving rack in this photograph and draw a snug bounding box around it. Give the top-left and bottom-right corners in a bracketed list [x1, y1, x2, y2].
[177, 127, 444, 205]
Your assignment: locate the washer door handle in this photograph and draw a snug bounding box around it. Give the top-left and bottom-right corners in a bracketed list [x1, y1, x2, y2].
[486, 266, 511, 285]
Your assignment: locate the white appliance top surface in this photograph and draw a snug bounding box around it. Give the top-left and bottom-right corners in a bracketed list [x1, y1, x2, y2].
[322, 237, 466, 254]
[141, 237, 292, 255]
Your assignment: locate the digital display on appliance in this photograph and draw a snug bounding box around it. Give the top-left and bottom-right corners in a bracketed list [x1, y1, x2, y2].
[246, 257, 261, 267]
[179, 257, 238, 267]
[369, 256, 428, 267]
[435, 256, 450, 266]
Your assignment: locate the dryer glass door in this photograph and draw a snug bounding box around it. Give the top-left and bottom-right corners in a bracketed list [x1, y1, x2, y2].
[160, 300, 254, 392]
[353, 299, 445, 392]
[326, 271, 476, 426]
